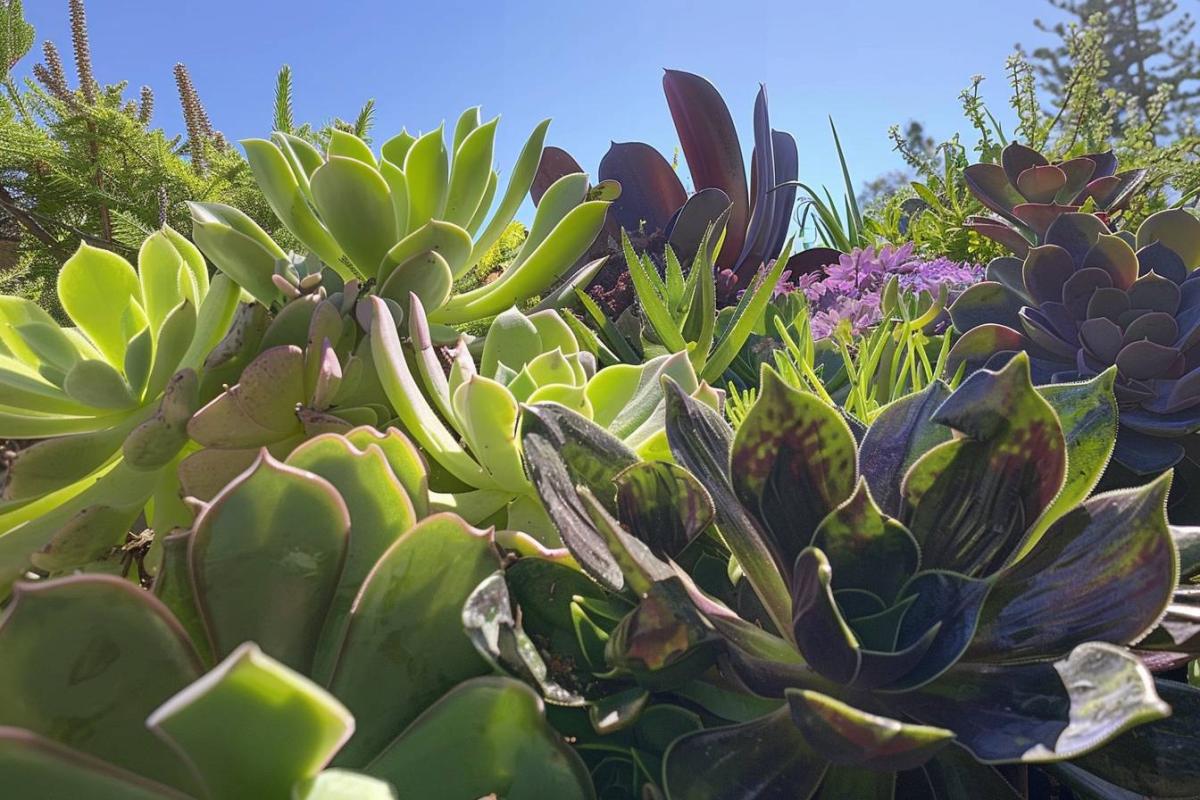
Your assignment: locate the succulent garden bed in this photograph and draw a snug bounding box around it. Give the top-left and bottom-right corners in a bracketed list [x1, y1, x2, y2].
[0, 1, 1199, 798]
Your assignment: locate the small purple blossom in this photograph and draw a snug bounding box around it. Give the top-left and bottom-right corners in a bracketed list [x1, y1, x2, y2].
[781, 244, 983, 339]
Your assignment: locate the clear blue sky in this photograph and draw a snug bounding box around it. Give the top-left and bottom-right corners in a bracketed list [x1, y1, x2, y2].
[19, 0, 1066, 216]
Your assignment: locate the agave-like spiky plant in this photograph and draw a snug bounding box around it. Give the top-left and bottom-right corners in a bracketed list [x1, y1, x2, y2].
[506, 354, 1200, 798]
[0, 230, 241, 593]
[193, 109, 610, 331]
[949, 208, 1200, 473]
[0, 434, 592, 798]
[536, 69, 799, 308]
[963, 142, 1147, 257]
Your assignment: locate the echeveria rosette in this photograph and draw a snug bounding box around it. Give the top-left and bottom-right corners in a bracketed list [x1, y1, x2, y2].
[0, 229, 241, 594]
[516, 353, 1194, 798]
[0, 435, 593, 799]
[949, 208, 1200, 474]
[964, 142, 1147, 257]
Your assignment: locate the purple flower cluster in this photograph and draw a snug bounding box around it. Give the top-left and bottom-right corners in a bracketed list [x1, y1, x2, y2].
[784, 243, 983, 339]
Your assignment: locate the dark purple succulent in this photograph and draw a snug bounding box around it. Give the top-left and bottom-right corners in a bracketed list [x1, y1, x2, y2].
[534, 69, 799, 311]
[949, 208, 1200, 472]
[964, 142, 1147, 257]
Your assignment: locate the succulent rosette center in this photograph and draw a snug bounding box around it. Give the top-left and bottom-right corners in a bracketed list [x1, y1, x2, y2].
[949, 209, 1200, 471]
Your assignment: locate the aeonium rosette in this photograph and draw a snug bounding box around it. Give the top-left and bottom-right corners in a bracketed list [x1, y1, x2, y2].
[501, 353, 1198, 798]
[949, 208, 1200, 473]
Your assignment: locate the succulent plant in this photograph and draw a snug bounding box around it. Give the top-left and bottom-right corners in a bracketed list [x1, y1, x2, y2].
[0, 636, 397, 799]
[177, 272, 394, 500]
[369, 293, 722, 539]
[509, 353, 1199, 798]
[0, 230, 241, 593]
[536, 69, 799, 309]
[949, 208, 1200, 473]
[194, 108, 610, 331]
[575, 230, 794, 383]
[0, 435, 592, 798]
[963, 142, 1147, 257]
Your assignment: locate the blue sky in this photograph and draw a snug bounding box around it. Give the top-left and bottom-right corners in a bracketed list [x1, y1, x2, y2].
[19, 0, 1065, 217]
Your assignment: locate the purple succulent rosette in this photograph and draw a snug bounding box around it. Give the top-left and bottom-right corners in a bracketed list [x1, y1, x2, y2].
[785, 243, 982, 338]
[948, 208, 1200, 473]
[964, 142, 1147, 257]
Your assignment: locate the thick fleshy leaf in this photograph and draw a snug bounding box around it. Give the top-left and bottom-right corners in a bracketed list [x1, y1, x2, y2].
[667, 187, 732, 261]
[189, 452, 350, 672]
[1071, 680, 1200, 798]
[944, 324, 1026, 379]
[365, 677, 593, 799]
[327, 514, 497, 765]
[663, 379, 793, 638]
[1085, 233, 1140, 290]
[1046, 213, 1108, 266]
[56, 244, 141, 366]
[283, 435, 418, 683]
[790, 547, 863, 685]
[968, 473, 1175, 662]
[1022, 244, 1076, 304]
[1020, 370, 1118, 550]
[1015, 164, 1067, 203]
[521, 402, 639, 591]
[900, 643, 1167, 763]
[662, 705, 826, 800]
[901, 354, 1066, 577]
[887, 570, 990, 691]
[0, 576, 203, 790]
[309, 156, 396, 278]
[146, 643, 352, 800]
[189, 202, 286, 306]
[858, 381, 952, 517]
[614, 461, 714, 560]
[187, 345, 306, 447]
[293, 769, 397, 799]
[605, 576, 723, 689]
[531, 146, 584, 206]
[599, 141, 687, 236]
[787, 689, 952, 771]
[964, 216, 1033, 257]
[736, 85, 777, 273]
[811, 480, 919, 603]
[0, 729, 188, 799]
[430, 200, 610, 325]
[731, 368, 857, 574]
[1002, 143, 1050, 187]
[663, 69, 749, 271]
[764, 129, 799, 259]
[462, 572, 583, 705]
[963, 163, 1025, 219]
[948, 282, 1024, 332]
[242, 139, 346, 271]
[505, 556, 620, 676]
[1136, 208, 1200, 268]
[152, 530, 211, 665]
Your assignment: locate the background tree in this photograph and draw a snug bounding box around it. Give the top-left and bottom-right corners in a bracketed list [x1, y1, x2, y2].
[1022, 0, 1200, 134]
[0, 0, 282, 310]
